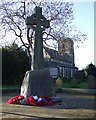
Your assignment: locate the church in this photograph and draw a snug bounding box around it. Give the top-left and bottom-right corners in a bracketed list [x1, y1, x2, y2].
[43, 38, 78, 79]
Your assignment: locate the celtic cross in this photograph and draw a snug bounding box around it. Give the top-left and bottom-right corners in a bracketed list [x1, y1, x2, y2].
[26, 7, 50, 69]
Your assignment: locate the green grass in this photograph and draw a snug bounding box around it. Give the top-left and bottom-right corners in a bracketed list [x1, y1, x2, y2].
[78, 82, 88, 89]
[55, 81, 88, 89]
[62, 82, 71, 88]
[2, 82, 89, 89]
[2, 85, 20, 89]
[62, 82, 88, 89]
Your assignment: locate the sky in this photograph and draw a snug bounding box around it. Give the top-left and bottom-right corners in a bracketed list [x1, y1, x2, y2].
[72, 2, 94, 70]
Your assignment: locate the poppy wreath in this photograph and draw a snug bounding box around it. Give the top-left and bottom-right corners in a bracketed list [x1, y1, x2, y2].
[26, 96, 56, 106]
[8, 95, 24, 104]
[8, 95, 56, 106]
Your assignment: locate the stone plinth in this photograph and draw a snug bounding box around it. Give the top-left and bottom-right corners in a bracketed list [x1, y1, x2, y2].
[20, 69, 55, 98]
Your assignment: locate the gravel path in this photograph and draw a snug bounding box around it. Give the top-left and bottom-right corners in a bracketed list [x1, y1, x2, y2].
[2, 92, 95, 109]
[1, 92, 95, 119]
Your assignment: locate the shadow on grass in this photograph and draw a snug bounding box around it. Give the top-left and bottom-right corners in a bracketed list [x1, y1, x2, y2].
[1, 112, 95, 120]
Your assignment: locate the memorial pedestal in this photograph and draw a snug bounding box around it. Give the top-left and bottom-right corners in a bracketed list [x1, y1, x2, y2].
[20, 69, 55, 98]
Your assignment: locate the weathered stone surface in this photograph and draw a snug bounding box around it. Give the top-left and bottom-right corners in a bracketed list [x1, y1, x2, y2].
[20, 69, 55, 98]
[21, 7, 53, 97]
[56, 77, 62, 88]
[20, 71, 30, 98]
[88, 75, 96, 89]
[26, 7, 50, 70]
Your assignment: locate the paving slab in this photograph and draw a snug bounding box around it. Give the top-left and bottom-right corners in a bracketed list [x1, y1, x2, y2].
[1, 92, 96, 119]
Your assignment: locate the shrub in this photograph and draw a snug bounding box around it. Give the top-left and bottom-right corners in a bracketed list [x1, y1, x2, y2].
[63, 78, 71, 83]
[2, 44, 30, 85]
[70, 79, 79, 88]
[62, 82, 71, 88]
[78, 82, 88, 89]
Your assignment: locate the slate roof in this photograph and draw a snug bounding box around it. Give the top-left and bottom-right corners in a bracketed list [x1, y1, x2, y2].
[44, 60, 75, 68]
[44, 47, 73, 63]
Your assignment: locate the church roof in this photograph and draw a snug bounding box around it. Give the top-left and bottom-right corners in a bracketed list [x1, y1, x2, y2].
[44, 60, 75, 68]
[44, 47, 73, 63]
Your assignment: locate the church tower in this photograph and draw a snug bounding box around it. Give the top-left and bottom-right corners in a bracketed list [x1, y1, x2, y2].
[58, 38, 74, 65]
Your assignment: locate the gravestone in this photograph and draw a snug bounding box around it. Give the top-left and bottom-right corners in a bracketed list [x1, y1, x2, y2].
[87, 75, 96, 89]
[56, 77, 62, 88]
[20, 7, 55, 98]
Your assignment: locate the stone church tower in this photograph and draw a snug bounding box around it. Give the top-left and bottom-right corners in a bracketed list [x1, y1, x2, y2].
[43, 38, 77, 79]
[58, 38, 74, 65]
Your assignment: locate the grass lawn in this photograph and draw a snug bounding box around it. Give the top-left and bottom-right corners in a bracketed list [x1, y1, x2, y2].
[62, 82, 88, 89]
[57, 82, 88, 89]
[62, 82, 71, 88]
[1, 82, 88, 89]
[78, 82, 88, 89]
[2, 85, 20, 89]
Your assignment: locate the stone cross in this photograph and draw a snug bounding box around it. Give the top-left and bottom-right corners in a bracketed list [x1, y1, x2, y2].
[21, 7, 54, 97]
[26, 7, 50, 70]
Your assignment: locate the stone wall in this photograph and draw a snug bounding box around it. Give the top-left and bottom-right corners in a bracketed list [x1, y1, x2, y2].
[58, 38, 74, 64]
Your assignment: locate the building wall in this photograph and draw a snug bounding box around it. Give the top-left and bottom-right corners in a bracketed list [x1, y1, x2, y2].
[48, 67, 58, 78]
[43, 38, 77, 79]
[58, 38, 74, 65]
[59, 66, 76, 79]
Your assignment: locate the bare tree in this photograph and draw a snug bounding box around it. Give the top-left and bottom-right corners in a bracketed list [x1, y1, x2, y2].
[0, 0, 87, 56]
